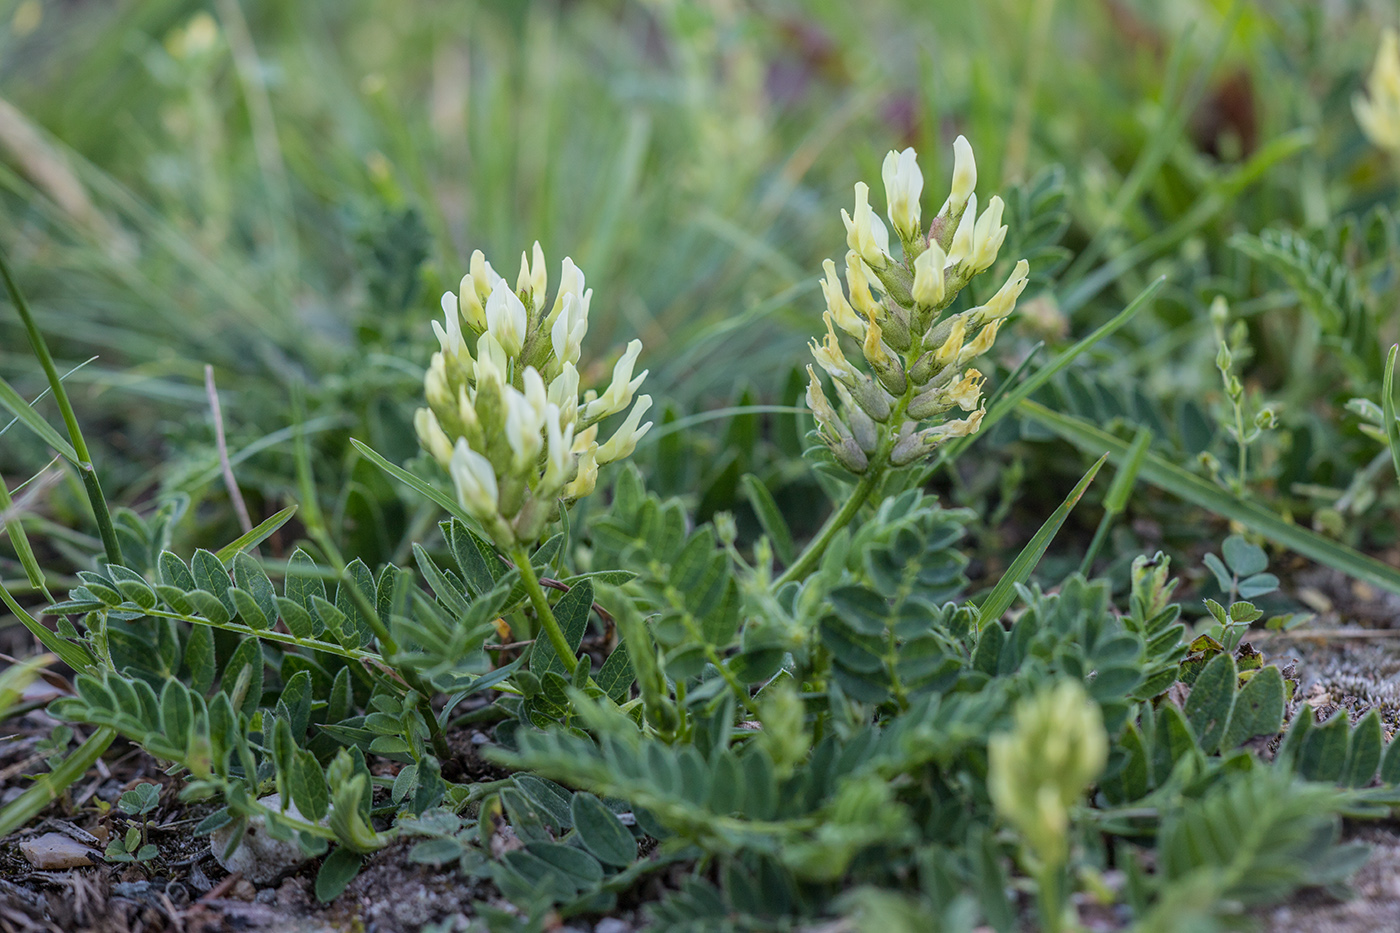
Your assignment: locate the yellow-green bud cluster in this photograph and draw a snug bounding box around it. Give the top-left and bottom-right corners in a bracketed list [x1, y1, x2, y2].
[986, 680, 1108, 868]
[1357, 29, 1400, 155]
[415, 244, 652, 546]
[807, 137, 1030, 473]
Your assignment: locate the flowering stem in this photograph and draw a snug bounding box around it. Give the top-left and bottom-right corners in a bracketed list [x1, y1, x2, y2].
[510, 545, 579, 674]
[775, 466, 884, 587]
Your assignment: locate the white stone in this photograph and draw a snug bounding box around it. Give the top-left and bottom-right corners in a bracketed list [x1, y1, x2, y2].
[210, 794, 316, 884]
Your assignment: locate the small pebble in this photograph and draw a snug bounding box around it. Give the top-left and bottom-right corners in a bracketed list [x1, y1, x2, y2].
[594, 920, 631, 933]
[231, 878, 257, 901]
[18, 832, 97, 869]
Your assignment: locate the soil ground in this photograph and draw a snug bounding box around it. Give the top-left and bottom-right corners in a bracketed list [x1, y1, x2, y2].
[1, 564, 1399, 933]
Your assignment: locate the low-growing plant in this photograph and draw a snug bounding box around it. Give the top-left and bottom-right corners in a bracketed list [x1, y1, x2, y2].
[5, 125, 1400, 933]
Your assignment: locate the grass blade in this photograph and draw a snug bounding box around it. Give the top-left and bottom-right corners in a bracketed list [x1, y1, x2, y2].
[0, 728, 114, 839]
[0, 375, 78, 462]
[1079, 426, 1152, 576]
[0, 471, 53, 601]
[0, 582, 94, 673]
[1384, 345, 1399, 493]
[978, 453, 1108, 629]
[213, 505, 298, 565]
[349, 437, 475, 527]
[1021, 399, 1400, 597]
[0, 245, 121, 565]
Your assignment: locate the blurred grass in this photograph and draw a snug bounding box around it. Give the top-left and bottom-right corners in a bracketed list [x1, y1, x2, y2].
[1, 0, 1399, 579]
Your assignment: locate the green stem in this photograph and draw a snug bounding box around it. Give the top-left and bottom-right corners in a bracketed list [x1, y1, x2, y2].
[511, 545, 578, 674]
[1077, 511, 1114, 578]
[0, 246, 122, 566]
[775, 467, 884, 587]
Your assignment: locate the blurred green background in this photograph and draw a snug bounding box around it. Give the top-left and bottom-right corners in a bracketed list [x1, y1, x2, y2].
[2, 0, 1397, 594]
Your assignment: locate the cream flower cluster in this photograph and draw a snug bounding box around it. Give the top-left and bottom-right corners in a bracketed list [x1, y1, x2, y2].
[987, 680, 1107, 868]
[414, 245, 652, 546]
[1356, 29, 1400, 155]
[807, 137, 1029, 473]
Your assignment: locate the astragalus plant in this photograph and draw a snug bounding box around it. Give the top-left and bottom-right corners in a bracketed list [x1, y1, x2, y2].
[6, 134, 1400, 933]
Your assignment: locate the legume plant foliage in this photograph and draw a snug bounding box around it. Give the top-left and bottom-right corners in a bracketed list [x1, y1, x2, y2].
[7, 3, 1400, 932]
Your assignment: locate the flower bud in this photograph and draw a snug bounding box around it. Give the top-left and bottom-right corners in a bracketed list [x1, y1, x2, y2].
[414, 408, 454, 467]
[1356, 29, 1400, 154]
[831, 380, 878, 453]
[596, 395, 653, 464]
[468, 250, 501, 305]
[841, 182, 891, 271]
[889, 407, 985, 465]
[945, 192, 977, 269]
[977, 260, 1030, 322]
[425, 353, 453, 412]
[987, 679, 1107, 868]
[564, 443, 599, 500]
[862, 315, 907, 395]
[547, 257, 588, 331]
[970, 195, 1007, 273]
[458, 273, 488, 332]
[912, 240, 947, 309]
[844, 251, 882, 319]
[583, 339, 647, 422]
[485, 278, 528, 357]
[449, 439, 500, 523]
[957, 320, 1002, 366]
[551, 293, 588, 367]
[821, 259, 866, 340]
[434, 291, 469, 359]
[881, 147, 923, 242]
[548, 362, 580, 426]
[939, 135, 977, 222]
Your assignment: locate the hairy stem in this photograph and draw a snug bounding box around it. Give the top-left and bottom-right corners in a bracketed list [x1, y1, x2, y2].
[776, 467, 883, 587]
[510, 545, 578, 674]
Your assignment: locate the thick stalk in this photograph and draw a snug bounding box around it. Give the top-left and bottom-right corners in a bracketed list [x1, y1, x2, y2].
[0, 247, 122, 566]
[510, 545, 578, 674]
[775, 467, 883, 587]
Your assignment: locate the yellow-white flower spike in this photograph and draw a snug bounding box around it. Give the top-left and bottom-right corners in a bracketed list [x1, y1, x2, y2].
[940, 135, 977, 219]
[810, 313, 857, 382]
[946, 192, 978, 268]
[458, 273, 488, 332]
[449, 438, 500, 523]
[468, 250, 501, 304]
[970, 195, 1007, 273]
[485, 279, 528, 357]
[1356, 29, 1400, 154]
[414, 408, 455, 467]
[551, 292, 588, 367]
[547, 362, 580, 427]
[596, 394, 653, 464]
[841, 182, 891, 271]
[980, 260, 1031, 322]
[957, 320, 1002, 366]
[821, 259, 866, 339]
[912, 240, 947, 308]
[564, 442, 599, 500]
[844, 251, 881, 318]
[881, 147, 923, 242]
